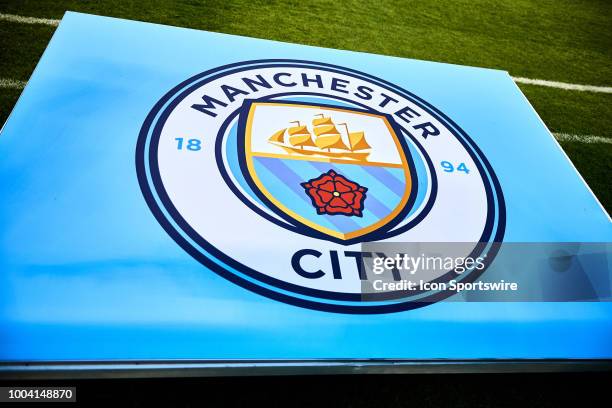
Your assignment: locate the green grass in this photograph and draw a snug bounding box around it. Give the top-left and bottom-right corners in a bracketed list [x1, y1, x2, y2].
[2, 0, 610, 84]
[0, 0, 610, 212]
[558, 141, 612, 211]
[521, 84, 612, 138]
[0, 87, 21, 123]
[0, 21, 55, 80]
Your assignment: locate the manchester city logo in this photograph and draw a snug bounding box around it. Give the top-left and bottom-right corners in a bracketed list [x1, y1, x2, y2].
[136, 59, 505, 313]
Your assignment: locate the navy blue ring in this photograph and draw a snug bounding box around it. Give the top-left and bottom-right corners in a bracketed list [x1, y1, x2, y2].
[136, 59, 506, 313]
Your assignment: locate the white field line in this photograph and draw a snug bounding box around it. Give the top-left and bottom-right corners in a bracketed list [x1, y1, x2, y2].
[512, 77, 612, 94]
[0, 78, 27, 89]
[553, 133, 611, 144]
[0, 13, 59, 26]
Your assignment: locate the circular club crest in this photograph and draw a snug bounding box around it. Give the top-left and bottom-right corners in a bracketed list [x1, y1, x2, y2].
[137, 59, 505, 313]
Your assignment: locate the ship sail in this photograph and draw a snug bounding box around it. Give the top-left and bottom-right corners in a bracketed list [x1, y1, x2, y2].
[312, 116, 334, 127]
[288, 124, 316, 147]
[312, 116, 349, 150]
[268, 128, 286, 144]
[348, 131, 371, 151]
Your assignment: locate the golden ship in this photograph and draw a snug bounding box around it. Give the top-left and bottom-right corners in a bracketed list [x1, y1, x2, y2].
[268, 114, 371, 161]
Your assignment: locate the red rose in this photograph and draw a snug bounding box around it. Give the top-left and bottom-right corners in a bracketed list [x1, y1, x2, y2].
[301, 170, 367, 217]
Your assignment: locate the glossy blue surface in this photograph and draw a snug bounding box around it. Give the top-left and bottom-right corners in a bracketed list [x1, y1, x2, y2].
[0, 12, 611, 362]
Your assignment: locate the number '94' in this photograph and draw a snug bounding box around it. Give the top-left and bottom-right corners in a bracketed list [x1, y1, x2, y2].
[441, 161, 469, 174]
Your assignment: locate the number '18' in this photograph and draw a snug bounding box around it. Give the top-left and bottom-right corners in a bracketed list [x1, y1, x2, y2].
[175, 138, 202, 151]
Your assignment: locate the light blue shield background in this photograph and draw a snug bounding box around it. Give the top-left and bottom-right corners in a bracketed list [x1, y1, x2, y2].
[0, 12, 611, 361]
[252, 156, 406, 235]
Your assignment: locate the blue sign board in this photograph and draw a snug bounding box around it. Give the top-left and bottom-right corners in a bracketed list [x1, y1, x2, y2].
[0, 12, 610, 374]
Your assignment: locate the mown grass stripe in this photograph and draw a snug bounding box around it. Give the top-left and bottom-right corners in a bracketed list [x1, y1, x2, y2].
[0, 12, 60, 26]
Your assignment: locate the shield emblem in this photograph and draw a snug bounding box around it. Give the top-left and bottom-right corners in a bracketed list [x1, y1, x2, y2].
[238, 100, 414, 242]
